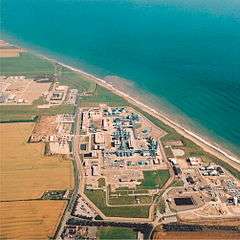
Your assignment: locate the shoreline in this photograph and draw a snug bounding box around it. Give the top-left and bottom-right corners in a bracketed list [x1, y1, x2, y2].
[34, 53, 240, 168]
[103, 75, 240, 156]
[2, 37, 239, 168]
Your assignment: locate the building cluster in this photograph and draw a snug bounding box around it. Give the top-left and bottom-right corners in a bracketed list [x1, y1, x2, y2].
[224, 180, 240, 206]
[0, 75, 52, 104]
[104, 112, 161, 166]
[169, 158, 182, 176]
[48, 114, 74, 155]
[162, 135, 240, 219]
[0, 76, 25, 103]
[61, 225, 97, 240]
[66, 88, 78, 105]
[0, 74, 79, 107]
[197, 167, 240, 207]
[187, 156, 202, 166]
[79, 105, 167, 190]
[199, 165, 225, 176]
[46, 82, 69, 105]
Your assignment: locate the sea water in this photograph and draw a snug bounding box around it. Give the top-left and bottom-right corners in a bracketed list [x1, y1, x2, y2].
[1, 0, 240, 156]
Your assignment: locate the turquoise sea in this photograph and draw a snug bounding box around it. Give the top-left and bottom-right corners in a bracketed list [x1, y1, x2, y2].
[1, 0, 240, 156]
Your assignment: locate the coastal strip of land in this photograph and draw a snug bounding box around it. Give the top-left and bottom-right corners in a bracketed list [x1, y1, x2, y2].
[29, 52, 240, 171]
[1, 43, 240, 239]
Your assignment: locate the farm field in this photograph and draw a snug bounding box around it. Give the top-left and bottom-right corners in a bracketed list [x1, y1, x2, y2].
[0, 52, 54, 76]
[0, 123, 73, 239]
[0, 123, 74, 201]
[0, 200, 67, 240]
[0, 100, 75, 122]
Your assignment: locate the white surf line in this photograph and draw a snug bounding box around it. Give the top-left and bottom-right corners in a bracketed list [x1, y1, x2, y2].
[35, 52, 240, 165]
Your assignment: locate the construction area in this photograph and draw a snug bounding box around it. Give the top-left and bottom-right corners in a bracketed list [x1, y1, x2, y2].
[30, 114, 75, 155]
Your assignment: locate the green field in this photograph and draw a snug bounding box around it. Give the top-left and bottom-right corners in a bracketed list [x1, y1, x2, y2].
[0, 52, 54, 76]
[85, 189, 149, 218]
[109, 195, 152, 205]
[59, 70, 128, 107]
[59, 69, 96, 94]
[97, 227, 137, 240]
[171, 179, 184, 187]
[80, 85, 128, 107]
[138, 170, 170, 189]
[0, 104, 75, 122]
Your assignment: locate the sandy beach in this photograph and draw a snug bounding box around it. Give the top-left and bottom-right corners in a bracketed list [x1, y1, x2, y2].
[33, 53, 240, 171]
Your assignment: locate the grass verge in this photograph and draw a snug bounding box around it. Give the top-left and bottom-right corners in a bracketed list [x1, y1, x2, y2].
[85, 189, 149, 218]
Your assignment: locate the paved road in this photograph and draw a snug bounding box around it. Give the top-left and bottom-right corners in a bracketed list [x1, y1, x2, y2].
[55, 106, 177, 239]
[55, 108, 81, 240]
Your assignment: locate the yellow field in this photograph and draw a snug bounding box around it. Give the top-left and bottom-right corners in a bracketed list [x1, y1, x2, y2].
[0, 123, 74, 239]
[0, 200, 67, 240]
[0, 123, 74, 201]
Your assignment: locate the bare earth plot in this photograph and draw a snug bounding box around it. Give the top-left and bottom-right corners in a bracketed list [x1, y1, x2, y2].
[0, 123, 74, 239]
